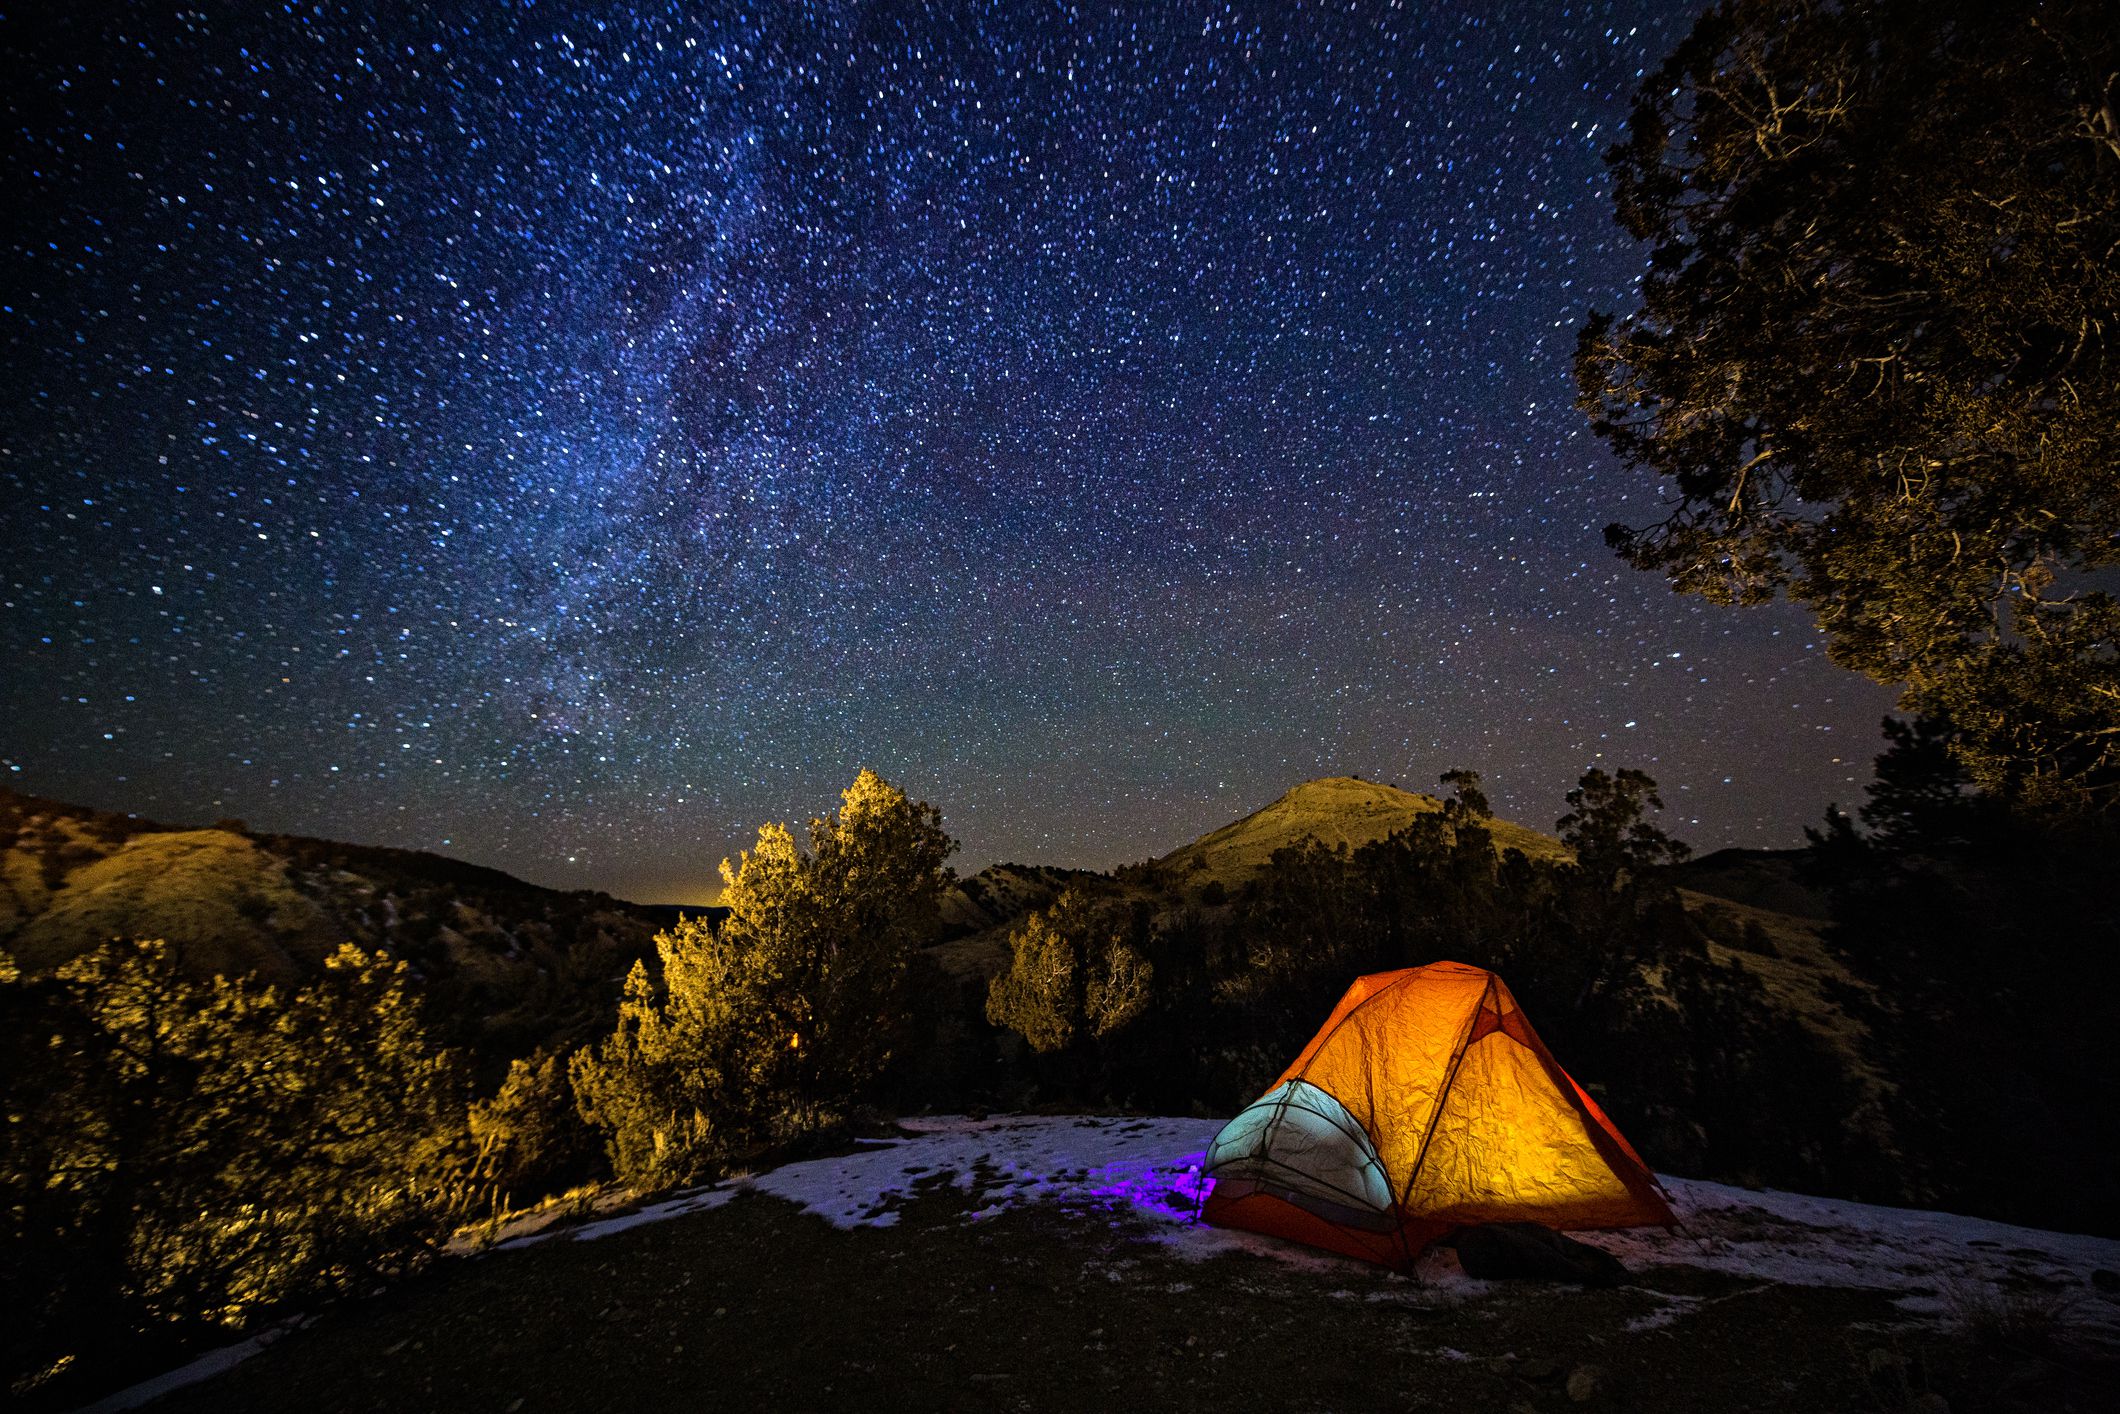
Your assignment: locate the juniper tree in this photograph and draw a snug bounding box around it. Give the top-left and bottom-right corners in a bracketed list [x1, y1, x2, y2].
[1, 941, 465, 1394]
[1578, 0, 2120, 813]
[572, 770, 954, 1186]
[984, 887, 1153, 1054]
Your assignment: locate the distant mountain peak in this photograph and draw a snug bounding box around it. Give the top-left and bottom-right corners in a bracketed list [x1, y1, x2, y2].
[1154, 774, 1567, 889]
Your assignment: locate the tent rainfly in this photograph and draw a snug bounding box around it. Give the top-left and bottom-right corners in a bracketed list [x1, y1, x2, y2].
[1200, 960, 1674, 1267]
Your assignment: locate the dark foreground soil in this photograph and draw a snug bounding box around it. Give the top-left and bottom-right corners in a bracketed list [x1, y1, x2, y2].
[147, 1181, 2118, 1414]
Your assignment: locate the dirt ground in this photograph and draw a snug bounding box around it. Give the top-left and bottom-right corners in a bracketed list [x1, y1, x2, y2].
[143, 1178, 2118, 1414]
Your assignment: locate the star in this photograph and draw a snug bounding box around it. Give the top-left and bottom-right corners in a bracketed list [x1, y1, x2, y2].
[0, 3, 1893, 901]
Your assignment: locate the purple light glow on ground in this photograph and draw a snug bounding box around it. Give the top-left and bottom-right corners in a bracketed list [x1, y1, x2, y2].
[480, 1114, 2120, 1347]
[1078, 1150, 1213, 1226]
[93, 1115, 2120, 1413]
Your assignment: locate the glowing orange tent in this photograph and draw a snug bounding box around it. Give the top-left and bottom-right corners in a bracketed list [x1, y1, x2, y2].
[1201, 960, 1673, 1267]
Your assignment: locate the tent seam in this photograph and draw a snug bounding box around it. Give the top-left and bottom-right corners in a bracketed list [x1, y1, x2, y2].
[1395, 974, 1495, 1211]
[1282, 967, 1431, 1085]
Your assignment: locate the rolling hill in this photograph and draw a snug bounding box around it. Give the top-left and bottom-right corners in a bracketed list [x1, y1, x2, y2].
[927, 776, 1575, 983]
[1152, 774, 1571, 889]
[1, 778, 1879, 1109]
[0, 789, 668, 1067]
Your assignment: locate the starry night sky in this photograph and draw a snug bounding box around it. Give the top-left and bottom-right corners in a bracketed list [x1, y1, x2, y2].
[2, 2, 1896, 903]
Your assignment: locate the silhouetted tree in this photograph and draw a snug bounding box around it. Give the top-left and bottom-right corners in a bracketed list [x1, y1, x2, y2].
[1222, 838, 1378, 1011]
[1557, 767, 1691, 884]
[1578, 0, 2120, 814]
[1804, 724, 2120, 1232]
[1438, 767, 1491, 824]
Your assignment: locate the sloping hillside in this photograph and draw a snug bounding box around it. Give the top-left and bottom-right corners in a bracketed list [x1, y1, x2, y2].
[929, 861, 1106, 981]
[935, 862, 1100, 940]
[1150, 784, 1883, 1096]
[1154, 775, 1570, 891]
[3, 783, 1883, 1106]
[923, 780, 1889, 1126]
[0, 789, 666, 1065]
[1670, 849, 1887, 1098]
[4, 823, 344, 981]
[1672, 848, 1831, 921]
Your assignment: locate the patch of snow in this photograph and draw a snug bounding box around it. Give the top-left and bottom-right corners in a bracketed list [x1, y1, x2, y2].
[504, 1114, 2120, 1345]
[554, 1187, 740, 1243]
[1591, 1175, 2120, 1340]
[1622, 1293, 1697, 1333]
[74, 1317, 313, 1414]
[88, 1113, 2120, 1412]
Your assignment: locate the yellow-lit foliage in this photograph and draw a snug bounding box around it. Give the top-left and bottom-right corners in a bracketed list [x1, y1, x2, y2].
[569, 915, 754, 1187]
[572, 770, 953, 1187]
[986, 887, 1153, 1054]
[465, 1051, 599, 1206]
[0, 938, 465, 1394]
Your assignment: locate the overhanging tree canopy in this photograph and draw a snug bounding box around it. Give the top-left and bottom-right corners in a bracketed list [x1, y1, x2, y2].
[1576, 0, 2120, 813]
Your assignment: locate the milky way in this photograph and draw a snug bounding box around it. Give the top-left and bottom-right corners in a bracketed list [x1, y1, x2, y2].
[2, 2, 1895, 901]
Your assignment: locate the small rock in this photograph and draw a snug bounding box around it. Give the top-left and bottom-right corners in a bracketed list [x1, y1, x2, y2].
[1520, 1356, 1560, 1382]
[1866, 1348, 1906, 1378]
[1906, 1394, 1949, 1414]
[712, 1307, 727, 1318]
[1566, 1363, 1606, 1403]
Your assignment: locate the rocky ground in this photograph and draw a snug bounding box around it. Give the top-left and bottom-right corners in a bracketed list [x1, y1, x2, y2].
[106, 1117, 2120, 1414]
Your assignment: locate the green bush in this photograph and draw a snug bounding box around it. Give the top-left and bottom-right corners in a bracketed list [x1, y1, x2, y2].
[572, 770, 954, 1188]
[986, 887, 1153, 1054]
[0, 939, 466, 1399]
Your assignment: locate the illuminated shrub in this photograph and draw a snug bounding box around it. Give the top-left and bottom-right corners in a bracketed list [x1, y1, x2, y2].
[572, 770, 954, 1187]
[986, 888, 1154, 1054]
[0, 939, 465, 1396]
[465, 1051, 601, 1206]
